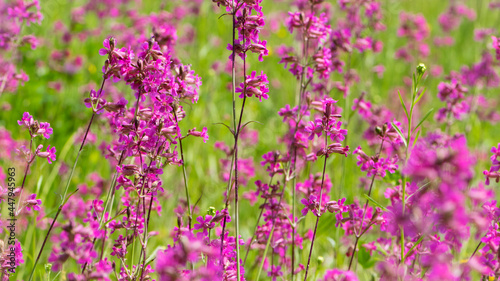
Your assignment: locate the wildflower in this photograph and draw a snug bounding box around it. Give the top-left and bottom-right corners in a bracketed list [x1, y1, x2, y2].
[25, 193, 42, 211]
[36, 145, 56, 164]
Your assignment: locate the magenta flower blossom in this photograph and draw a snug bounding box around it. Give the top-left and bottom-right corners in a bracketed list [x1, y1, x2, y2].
[38, 122, 53, 139]
[484, 143, 500, 185]
[354, 146, 398, 178]
[17, 111, 33, 127]
[322, 269, 358, 281]
[25, 193, 42, 211]
[37, 145, 56, 164]
[235, 71, 269, 101]
[301, 195, 319, 216]
[187, 127, 209, 143]
[17, 112, 53, 139]
[193, 215, 215, 235]
[7, 0, 43, 25]
[492, 36, 500, 61]
[268, 265, 283, 281]
[99, 37, 114, 56]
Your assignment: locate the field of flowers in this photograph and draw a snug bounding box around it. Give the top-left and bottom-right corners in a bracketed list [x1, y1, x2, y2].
[1, 0, 500, 280]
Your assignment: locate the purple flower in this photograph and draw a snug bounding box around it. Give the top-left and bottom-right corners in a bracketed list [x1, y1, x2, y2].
[484, 143, 500, 185]
[194, 215, 215, 235]
[187, 127, 209, 143]
[17, 112, 34, 127]
[37, 145, 56, 164]
[235, 71, 269, 101]
[17, 112, 53, 139]
[38, 122, 53, 139]
[301, 195, 319, 216]
[493, 36, 500, 60]
[25, 193, 42, 211]
[99, 38, 113, 56]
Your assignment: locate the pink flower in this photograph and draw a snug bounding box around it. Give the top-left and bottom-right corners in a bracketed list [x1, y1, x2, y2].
[187, 127, 209, 143]
[25, 193, 42, 211]
[37, 145, 56, 164]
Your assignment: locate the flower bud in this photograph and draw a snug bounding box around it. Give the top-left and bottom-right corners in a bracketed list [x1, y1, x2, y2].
[317, 256, 324, 264]
[109, 37, 115, 51]
[119, 164, 140, 176]
[416, 63, 426, 76]
[45, 263, 53, 273]
[207, 207, 216, 216]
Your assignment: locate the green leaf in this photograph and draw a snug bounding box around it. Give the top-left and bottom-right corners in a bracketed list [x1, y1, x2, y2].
[240, 120, 263, 133]
[358, 247, 377, 268]
[145, 246, 167, 266]
[412, 129, 421, 148]
[327, 237, 336, 248]
[375, 242, 389, 256]
[381, 169, 401, 186]
[391, 121, 407, 147]
[398, 90, 409, 120]
[415, 108, 434, 130]
[407, 181, 432, 200]
[363, 194, 388, 212]
[404, 235, 424, 259]
[213, 122, 235, 136]
[414, 88, 427, 104]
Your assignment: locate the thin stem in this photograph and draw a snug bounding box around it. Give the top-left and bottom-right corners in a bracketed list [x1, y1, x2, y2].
[256, 181, 287, 281]
[401, 70, 424, 265]
[138, 140, 167, 279]
[31, 77, 107, 278]
[347, 139, 385, 269]
[243, 174, 275, 265]
[348, 236, 360, 271]
[16, 152, 34, 214]
[28, 189, 79, 281]
[243, 197, 267, 266]
[174, 108, 192, 229]
[233, 44, 248, 281]
[469, 241, 482, 261]
[290, 6, 317, 277]
[219, 4, 239, 267]
[303, 135, 328, 280]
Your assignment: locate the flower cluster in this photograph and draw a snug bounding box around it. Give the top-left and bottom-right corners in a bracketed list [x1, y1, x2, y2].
[436, 78, 469, 122]
[395, 12, 430, 62]
[16, 112, 56, 165]
[484, 143, 500, 185]
[0, 1, 42, 94]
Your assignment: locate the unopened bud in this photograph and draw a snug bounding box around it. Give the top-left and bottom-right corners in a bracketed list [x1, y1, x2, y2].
[45, 263, 53, 273]
[109, 37, 115, 51]
[317, 256, 324, 264]
[207, 206, 216, 216]
[416, 63, 426, 76]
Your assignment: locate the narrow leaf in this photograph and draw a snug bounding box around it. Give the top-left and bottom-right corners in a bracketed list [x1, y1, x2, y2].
[213, 122, 235, 136]
[391, 121, 407, 147]
[407, 181, 432, 200]
[414, 88, 427, 104]
[415, 108, 434, 130]
[145, 246, 167, 266]
[363, 194, 388, 212]
[63, 188, 80, 205]
[404, 235, 424, 259]
[412, 129, 421, 148]
[398, 90, 409, 120]
[240, 120, 262, 132]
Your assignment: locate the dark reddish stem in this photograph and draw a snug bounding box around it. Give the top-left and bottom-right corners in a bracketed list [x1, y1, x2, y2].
[303, 134, 328, 281]
[28, 77, 107, 280]
[348, 138, 385, 271]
